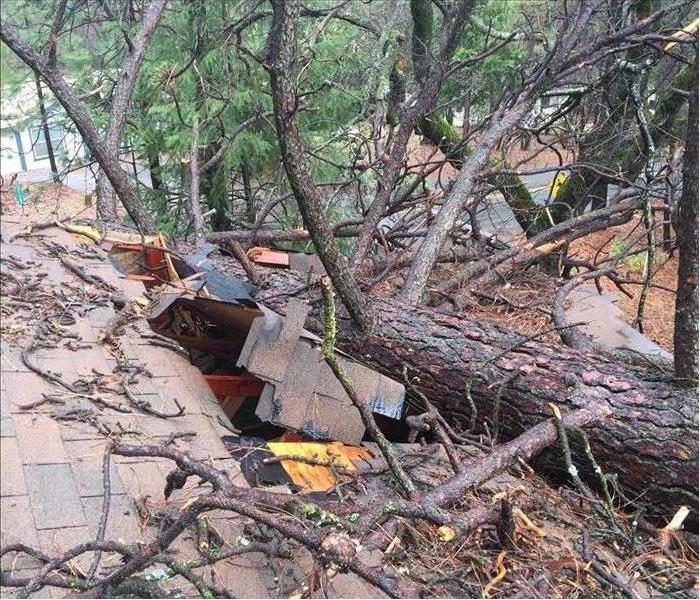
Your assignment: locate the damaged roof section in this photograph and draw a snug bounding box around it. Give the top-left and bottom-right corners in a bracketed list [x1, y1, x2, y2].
[238, 299, 404, 444]
[106, 237, 406, 444]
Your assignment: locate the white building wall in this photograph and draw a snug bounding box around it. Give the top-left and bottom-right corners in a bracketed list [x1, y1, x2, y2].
[1, 78, 88, 177]
[0, 125, 85, 176]
[0, 130, 24, 174]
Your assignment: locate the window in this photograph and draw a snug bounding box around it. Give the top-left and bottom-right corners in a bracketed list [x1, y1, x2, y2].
[29, 125, 65, 161]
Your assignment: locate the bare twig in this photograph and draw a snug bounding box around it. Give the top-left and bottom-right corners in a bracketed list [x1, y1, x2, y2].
[87, 443, 113, 582]
[122, 373, 185, 418]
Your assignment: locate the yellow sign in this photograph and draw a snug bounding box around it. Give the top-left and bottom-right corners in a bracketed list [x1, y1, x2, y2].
[550, 172, 567, 198]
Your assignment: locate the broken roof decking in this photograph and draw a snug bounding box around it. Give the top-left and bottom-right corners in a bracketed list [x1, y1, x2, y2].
[146, 293, 405, 444]
[239, 300, 404, 443]
[107, 238, 407, 444]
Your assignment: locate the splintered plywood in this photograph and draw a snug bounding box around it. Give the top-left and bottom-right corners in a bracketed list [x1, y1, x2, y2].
[148, 295, 264, 358]
[265, 441, 373, 492]
[238, 299, 405, 443]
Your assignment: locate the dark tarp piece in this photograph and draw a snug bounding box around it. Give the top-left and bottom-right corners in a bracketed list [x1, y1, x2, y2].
[183, 243, 257, 306]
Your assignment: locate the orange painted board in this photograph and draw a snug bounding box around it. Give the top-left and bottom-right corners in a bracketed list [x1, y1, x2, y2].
[247, 246, 290, 267]
[204, 374, 264, 400]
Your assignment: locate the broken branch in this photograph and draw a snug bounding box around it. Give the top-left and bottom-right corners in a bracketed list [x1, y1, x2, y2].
[320, 276, 417, 499]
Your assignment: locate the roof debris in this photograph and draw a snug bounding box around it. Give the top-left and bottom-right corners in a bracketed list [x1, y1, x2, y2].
[106, 237, 405, 445]
[224, 434, 374, 493]
[239, 299, 404, 443]
[104, 232, 177, 289]
[247, 245, 325, 275]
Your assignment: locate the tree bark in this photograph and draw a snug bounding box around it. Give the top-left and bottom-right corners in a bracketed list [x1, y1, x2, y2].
[673, 58, 698, 385]
[95, 173, 119, 222]
[552, 61, 693, 224]
[243, 266, 698, 522]
[400, 100, 530, 304]
[407, 2, 547, 240]
[33, 70, 59, 181]
[415, 112, 549, 237]
[200, 153, 232, 232]
[189, 115, 205, 242]
[266, 0, 371, 330]
[241, 159, 255, 225]
[147, 147, 163, 191]
[548, 1, 650, 222]
[96, 0, 167, 222]
[410, 0, 432, 84]
[1, 21, 156, 233]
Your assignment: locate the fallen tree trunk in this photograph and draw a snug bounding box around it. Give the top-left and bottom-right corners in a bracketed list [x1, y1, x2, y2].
[237, 264, 699, 522]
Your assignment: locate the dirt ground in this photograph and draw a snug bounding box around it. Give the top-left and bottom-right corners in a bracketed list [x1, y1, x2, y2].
[408, 137, 677, 353]
[0, 180, 98, 222]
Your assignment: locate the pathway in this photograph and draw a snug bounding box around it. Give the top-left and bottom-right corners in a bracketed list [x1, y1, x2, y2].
[12, 161, 152, 195]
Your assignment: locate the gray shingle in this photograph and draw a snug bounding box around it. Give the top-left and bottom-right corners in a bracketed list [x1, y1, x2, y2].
[241, 299, 405, 442]
[25, 464, 86, 529]
[1, 438, 27, 496]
